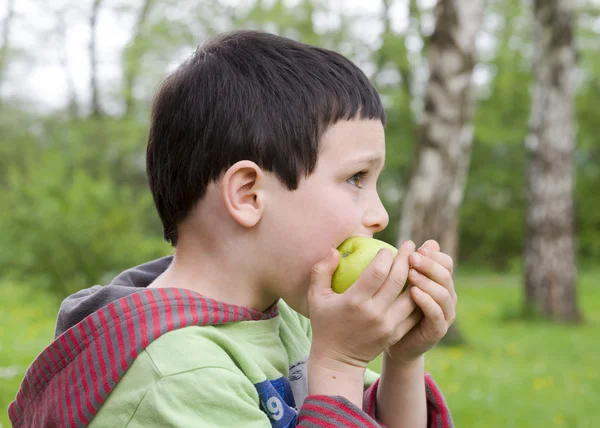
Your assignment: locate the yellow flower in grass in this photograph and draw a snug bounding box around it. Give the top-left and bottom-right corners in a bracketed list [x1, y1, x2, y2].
[447, 347, 464, 360]
[448, 382, 461, 394]
[505, 342, 519, 356]
[533, 376, 554, 390]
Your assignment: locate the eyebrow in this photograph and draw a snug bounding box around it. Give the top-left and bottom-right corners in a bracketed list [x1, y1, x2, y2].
[347, 155, 385, 169]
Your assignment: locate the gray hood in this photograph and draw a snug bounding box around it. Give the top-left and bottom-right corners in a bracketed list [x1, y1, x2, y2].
[54, 256, 173, 338]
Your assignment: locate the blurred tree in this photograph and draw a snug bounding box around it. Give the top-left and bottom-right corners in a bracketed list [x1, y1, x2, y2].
[89, 0, 104, 117]
[0, 0, 15, 88]
[54, 7, 80, 118]
[396, 0, 485, 345]
[123, 0, 156, 119]
[524, 0, 581, 322]
[397, 0, 484, 262]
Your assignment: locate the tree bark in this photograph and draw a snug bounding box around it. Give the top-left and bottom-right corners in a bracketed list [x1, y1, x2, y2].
[524, 0, 581, 322]
[0, 0, 15, 88]
[90, 0, 103, 117]
[55, 8, 79, 118]
[397, 0, 485, 345]
[123, 0, 155, 118]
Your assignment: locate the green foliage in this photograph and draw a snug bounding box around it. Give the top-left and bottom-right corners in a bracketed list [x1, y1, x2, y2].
[0, 118, 170, 299]
[1, 0, 599, 296]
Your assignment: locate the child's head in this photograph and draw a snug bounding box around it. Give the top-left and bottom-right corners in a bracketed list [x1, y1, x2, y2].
[147, 30, 390, 312]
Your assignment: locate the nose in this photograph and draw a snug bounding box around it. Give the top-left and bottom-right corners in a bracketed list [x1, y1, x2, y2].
[362, 192, 389, 235]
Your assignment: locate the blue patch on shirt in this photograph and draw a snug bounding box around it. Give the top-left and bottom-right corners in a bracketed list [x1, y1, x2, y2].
[255, 377, 297, 428]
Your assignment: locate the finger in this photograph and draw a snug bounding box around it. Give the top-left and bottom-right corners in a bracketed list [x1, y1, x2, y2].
[410, 287, 448, 339]
[346, 247, 395, 298]
[386, 290, 418, 322]
[417, 248, 453, 274]
[409, 252, 456, 302]
[390, 307, 423, 345]
[420, 240, 440, 252]
[309, 248, 340, 296]
[408, 269, 455, 323]
[372, 240, 416, 307]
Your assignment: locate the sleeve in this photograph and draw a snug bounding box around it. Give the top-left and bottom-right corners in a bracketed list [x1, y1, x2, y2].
[125, 366, 383, 428]
[361, 373, 453, 428]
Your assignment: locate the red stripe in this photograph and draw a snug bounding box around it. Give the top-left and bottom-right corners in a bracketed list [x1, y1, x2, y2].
[200, 297, 209, 325]
[301, 400, 360, 428]
[147, 291, 161, 340]
[40, 346, 60, 423]
[183, 289, 199, 325]
[158, 289, 175, 332]
[107, 303, 128, 374]
[67, 329, 82, 354]
[119, 297, 138, 364]
[44, 343, 59, 375]
[233, 304, 239, 321]
[97, 308, 119, 385]
[211, 298, 220, 324]
[298, 413, 337, 427]
[319, 396, 376, 427]
[51, 368, 58, 424]
[174, 289, 187, 327]
[73, 355, 88, 425]
[222, 302, 230, 323]
[425, 374, 449, 427]
[132, 293, 149, 348]
[65, 357, 76, 427]
[92, 316, 111, 396]
[363, 379, 378, 417]
[26, 357, 40, 395]
[57, 362, 65, 425]
[59, 332, 75, 362]
[84, 317, 104, 405]
[76, 323, 95, 418]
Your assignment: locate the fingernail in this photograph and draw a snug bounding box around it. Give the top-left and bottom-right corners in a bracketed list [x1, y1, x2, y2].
[418, 247, 428, 257]
[410, 268, 419, 279]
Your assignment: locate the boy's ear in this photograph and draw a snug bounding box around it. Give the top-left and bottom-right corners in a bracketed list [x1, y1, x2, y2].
[221, 161, 266, 228]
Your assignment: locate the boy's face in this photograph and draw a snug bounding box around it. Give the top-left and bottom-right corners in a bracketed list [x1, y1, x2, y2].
[261, 119, 389, 316]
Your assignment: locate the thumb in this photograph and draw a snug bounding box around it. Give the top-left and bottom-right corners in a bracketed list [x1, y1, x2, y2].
[309, 248, 340, 294]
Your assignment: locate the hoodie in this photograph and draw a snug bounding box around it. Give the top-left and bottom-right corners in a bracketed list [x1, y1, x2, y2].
[8, 257, 453, 427]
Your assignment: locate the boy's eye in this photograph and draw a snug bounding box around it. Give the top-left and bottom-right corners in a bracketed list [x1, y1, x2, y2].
[347, 171, 368, 188]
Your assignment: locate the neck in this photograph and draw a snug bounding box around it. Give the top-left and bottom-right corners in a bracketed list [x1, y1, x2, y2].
[150, 236, 278, 313]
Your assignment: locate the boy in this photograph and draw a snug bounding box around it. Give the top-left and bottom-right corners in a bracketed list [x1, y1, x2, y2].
[9, 30, 457, 427]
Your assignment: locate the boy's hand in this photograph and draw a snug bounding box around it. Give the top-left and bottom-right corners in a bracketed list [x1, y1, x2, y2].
[307, 240, 421, 371]
[385, 240, 457, 364]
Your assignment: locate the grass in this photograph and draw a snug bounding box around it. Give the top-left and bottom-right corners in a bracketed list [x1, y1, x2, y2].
[0, 284, 58, 428]
[369, 270, 600, 427]
[1, 271, 599, 427]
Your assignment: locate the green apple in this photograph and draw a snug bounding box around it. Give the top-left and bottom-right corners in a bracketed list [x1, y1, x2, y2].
[331, 237, 399, 294]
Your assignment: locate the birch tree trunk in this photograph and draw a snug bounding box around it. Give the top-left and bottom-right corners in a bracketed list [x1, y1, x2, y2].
[123, 0, 155, 118]
[0, 0, 15, 89]
[89, 0, 103, 117]
[524, 0, 581, 322]
[397, 0, 484, 345]
[55, 8, 79, 118]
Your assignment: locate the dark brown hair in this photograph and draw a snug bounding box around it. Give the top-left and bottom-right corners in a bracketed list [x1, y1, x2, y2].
[147, 30, 385, 245]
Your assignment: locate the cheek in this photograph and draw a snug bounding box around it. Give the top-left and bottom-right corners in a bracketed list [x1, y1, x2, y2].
[266, 184, 361, 280]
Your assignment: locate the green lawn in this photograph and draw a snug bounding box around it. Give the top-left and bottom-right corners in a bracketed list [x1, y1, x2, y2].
[369, 271, 600, 427]
[1, 272, 599, 427]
